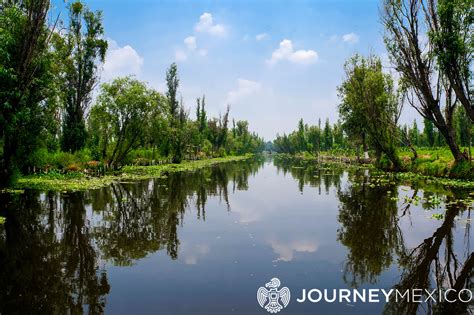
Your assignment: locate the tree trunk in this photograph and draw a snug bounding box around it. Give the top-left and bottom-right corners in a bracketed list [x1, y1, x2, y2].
[438, 125, 467, 164]
[0, 132, 18, 187]
[362, 133, 369, 160]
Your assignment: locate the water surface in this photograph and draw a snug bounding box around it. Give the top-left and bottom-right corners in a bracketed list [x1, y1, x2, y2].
[0, 158, 472, 314]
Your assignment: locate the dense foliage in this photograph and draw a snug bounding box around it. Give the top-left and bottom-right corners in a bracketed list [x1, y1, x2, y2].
[273, 118, 345, 154]
[0, 1, 264, 187]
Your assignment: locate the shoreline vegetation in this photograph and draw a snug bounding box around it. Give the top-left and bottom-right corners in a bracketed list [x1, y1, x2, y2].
[2, 0, 473, 192]
[0, 2, 265, 189]
[6, 155, 253, 192]
[272, 151, 474, 188]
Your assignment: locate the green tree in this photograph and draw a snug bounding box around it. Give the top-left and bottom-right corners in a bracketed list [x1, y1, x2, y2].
[166, 62, 180, 123]
[338, 54, 401, 169]
[409, 120, 419, 147]
[323, 119, 333, 150]
[196, 95, 207, 133]
[427, 0, 473, 122]
[0, 0, 56, 186]
[296, 119, 307, 152]
[382, 0, 467, 164]
[306, 125, 321, 153]
[454, 106, 472, 147]
[332, 122, 345, 148]
[165, 63, 186, 163]
[60, 1, 107, 153]
[90, 77, 158, 168]
[423, 119, 435, 147]
[337, 65, 370, 160]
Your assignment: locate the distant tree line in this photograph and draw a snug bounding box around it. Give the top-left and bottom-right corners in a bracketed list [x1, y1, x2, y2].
[402, 107, 472, 149]
[0, 1, 263, 187]
[273, 118, 345, 154]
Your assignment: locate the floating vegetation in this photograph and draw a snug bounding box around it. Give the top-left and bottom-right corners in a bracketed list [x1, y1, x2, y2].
[0, 217, 5, 224]
[0, 188, 25, 194]
[14, 155, 254, 192]
[395, 172, 474, 189]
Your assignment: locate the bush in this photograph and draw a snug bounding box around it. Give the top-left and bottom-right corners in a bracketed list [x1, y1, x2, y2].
[450, 160, 474, 180]
[52, 152, 77, 169]
[27, 148, 50, 170]
[377, 154, 392, 170]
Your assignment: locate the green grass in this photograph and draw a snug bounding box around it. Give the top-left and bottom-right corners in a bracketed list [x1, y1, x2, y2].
[275, 147, 474, 183]
[399, 147, 474, 179]
[14, 155, 253, 192]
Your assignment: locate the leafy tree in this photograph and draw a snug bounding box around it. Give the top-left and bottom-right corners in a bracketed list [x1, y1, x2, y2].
[196, 95, 207, 133]
[166, 62, 179, 123]
[427, 0, 473, 122]
[337, 62, 370, 160]
[338, 54, 401, 169]
[296, 119, 307, 152]
[409, 120, 419, 147]
[227, 120, 264, 155]
[90, 77, 158, 168]
[0, 0, 56, 186]
[332, 122, 345, 148]
[60, 1, 107, 152]
[423, 119, 435, 147]
[381, 0, 467, 163]
[323, 119, 333, 150]
[306, 125, 321, 153]
[273, 134, 294, 154]
[454, 106, 472, 147]
[165, 63, 187, 163]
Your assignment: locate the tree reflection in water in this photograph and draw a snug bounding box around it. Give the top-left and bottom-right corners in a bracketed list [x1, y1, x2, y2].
[336, 170, 472, 315]
[336, 169, 405, 287]
[0, 158, 263, 314]
[384, 194, 472, 315]
[272, 158, 343, 194]
[275, 162, 472, 314]
[0, 192, 110, 314]
[0, 158, 471, 314]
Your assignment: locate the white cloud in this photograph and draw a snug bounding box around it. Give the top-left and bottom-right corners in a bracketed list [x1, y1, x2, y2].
[195, 12, 226, 37]
[225, 79, 262, 104]
[102, 39, 143, 80]
[269, 239, 319, 262]
[175, 49, 187, 61]
[256, 33, 268, 41]
[178, 36, 207, 60]
[266, 39, 318, 65]
[184, 36, 197, 50]
[342, 32, 359, 44]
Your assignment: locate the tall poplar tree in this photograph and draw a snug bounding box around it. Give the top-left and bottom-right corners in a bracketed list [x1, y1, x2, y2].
[61, 1, 107, 152]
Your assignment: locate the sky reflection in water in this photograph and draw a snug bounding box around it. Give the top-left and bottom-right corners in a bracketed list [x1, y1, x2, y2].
[0, 157, 472, 314]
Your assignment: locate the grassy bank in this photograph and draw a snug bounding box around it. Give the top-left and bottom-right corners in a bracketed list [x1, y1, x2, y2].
[398, 148, 473, 179]
[272, 150, 474, 188]
[11, 155, 253, 192]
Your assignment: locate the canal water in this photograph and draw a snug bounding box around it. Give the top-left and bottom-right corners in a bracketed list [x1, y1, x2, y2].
[0, 157, 472, 314]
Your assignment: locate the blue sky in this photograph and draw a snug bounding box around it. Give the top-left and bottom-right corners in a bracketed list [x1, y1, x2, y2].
[52, 0, 417, 140]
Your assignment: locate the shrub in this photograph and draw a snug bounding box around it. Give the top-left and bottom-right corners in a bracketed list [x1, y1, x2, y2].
[450, 160, 474, 179]
[27, 148, 50, 170]
[52, 152, 77, 169]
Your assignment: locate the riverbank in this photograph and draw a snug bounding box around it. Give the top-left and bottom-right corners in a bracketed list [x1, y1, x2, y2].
[272, 151, 474, 188]
[9, 155, 254, 192]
